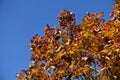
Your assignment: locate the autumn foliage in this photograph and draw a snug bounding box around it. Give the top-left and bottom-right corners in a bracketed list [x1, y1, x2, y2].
[17, 0, 120, 80]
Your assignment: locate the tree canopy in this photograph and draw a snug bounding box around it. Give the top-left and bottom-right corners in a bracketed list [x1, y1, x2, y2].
[17, 0, 120, 80]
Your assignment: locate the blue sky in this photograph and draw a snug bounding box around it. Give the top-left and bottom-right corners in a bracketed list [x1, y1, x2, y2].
[0, 0, 115, 80]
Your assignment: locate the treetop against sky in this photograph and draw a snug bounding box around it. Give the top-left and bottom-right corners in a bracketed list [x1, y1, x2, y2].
[17, 0, 120, 80]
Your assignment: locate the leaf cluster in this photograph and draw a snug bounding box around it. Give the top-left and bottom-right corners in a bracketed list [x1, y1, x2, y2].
[17, 1, 120, 80]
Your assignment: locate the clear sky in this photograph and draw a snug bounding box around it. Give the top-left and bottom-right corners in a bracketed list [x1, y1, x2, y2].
[0, 0, 115, 80]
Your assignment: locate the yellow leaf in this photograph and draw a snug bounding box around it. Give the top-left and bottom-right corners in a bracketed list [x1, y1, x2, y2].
[31, 69, 37, 73]
[82, 57, 88, 61]
[33, 51, 39, 58]
[16, 74, 25, 80]
[83, 32, 89, 38]
[100, 49, 109, 53]
[101, 67, 107, 71]
[58, 69, 65, 74]
[69, 60, 75, 68]
[107, 52, 112, 55]
[97, 12, 104, 18]
[83, 66, 91, 75]
[54, 49, 66, 61]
